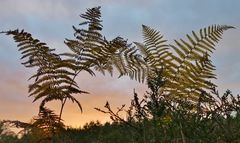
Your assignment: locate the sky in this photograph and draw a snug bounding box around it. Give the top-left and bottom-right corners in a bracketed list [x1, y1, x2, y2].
[0, 0, 240, 128]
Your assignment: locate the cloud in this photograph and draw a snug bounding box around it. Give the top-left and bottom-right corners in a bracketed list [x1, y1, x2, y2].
[0, 0, 71, 19]
[0, 63, 30, 102]
[0, 63, 37, 123]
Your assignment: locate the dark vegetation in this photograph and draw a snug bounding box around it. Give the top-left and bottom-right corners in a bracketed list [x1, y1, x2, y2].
[1, 6, 239, 143]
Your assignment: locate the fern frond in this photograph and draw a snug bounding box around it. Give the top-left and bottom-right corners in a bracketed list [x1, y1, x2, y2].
[135, 24, 234, 102]
[135, 25, 173, 84]
[2, 29, 86, 112]
[65, 7, 147, 82]
[167, 25, 234, 100]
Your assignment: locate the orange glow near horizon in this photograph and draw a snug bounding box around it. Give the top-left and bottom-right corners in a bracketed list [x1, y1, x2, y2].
[0, 66, 147, 128]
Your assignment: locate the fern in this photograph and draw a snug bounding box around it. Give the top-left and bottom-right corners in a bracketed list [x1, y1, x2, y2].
[135, 25, 173, 79]
[64, 7, 147, 82]
[135, 25, 234, 101]
[1, 30, 85, 113]
[1, 6, 235, 126]
[169, 25, 234, 100]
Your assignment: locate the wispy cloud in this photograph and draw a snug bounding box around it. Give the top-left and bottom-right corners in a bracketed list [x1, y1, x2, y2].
[0, 0, 73, 19]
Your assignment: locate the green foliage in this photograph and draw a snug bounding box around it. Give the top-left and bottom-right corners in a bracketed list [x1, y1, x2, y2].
[96, 75, 240, 142]
[0, 121, 18, 143]
[15, 89, 240, 143]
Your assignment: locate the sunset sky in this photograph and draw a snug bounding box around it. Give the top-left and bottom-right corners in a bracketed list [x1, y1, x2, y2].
[0, 0, 240, 128]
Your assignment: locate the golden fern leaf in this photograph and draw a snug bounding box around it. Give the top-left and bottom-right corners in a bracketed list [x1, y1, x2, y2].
[135, 24, 234, 102]
[134, 25, 173, 84]
[168, 25, 235, 100]
[141, 25, 170, 67]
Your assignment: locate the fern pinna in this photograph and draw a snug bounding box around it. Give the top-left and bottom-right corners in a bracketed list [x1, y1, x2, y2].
[1, 29, 85, 113]
[135, 25, 234, 101]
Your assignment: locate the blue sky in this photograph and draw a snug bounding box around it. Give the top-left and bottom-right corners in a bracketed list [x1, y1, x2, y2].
[0, 0, 240, 127]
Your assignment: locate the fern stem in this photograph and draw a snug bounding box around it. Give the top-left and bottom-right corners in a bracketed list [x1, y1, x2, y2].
[58, 70, 82, 122]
